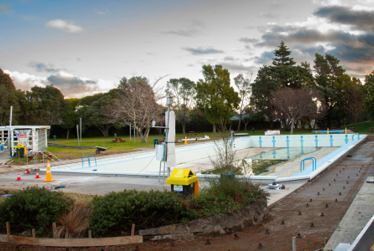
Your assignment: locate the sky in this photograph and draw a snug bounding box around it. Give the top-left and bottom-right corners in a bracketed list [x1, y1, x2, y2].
[1, 0, 374, 99]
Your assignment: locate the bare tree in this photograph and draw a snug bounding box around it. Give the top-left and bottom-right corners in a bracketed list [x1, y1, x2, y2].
[112, 76, 165, 143]
[234, 73, 253, 131]
[271, 88, 326, 134]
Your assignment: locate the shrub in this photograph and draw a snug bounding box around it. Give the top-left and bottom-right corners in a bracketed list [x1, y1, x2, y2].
[89, 189, 197, 237]
[0, 187, 74, 235]
[187, 177, 269, 217]
[56, 201, 90, 238]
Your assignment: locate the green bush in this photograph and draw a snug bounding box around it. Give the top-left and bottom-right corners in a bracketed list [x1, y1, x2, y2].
[89, 189, 197, 237]
[0, 187, 74, 235]
[187, 177, 269, 217]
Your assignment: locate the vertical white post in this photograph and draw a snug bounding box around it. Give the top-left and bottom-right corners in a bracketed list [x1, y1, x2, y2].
[165, 108, 170, 178]
[9, 106, 13, 157]
[292, 237, 296, 251]
[76, 125, 80, 146]
[80, 118, 82, 142]
[9, 106, 13, 127]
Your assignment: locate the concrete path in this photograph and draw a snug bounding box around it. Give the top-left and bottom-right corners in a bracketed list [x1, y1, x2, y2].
[324, 176, 374, 250]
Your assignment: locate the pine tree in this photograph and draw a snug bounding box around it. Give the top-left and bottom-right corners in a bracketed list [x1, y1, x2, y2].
[272, 41, 296, 66]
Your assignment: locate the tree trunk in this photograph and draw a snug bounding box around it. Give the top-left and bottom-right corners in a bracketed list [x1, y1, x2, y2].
[97, 125, 111, 137]
[182, 121, 186, 135]
[290, 119, 294, 135]
[244, 123, 247, 132]
[237, 113, 242, 132]
[66, 129, 70, 139]
[213, 124, 217, 134]
[140, 128, 150, 143]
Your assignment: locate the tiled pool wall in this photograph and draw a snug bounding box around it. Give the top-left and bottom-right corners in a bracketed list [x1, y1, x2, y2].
[48, 134, 366, 181]
[249, 134, 361, 148]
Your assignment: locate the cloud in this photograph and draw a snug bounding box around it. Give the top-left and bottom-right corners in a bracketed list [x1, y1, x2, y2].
[46, 19, 84, 33]
[255, 51, 275, 65]
[94, 9, 108, 15]
[4, 70, 47, 90]
[0, 4, 11, 14]
[258, 11, 276, 18]
[29, 61, 63, 73]
[166, 29, 201, 37]
[4, 70, 116, 98]
[314, 6, 374, 31]
[183, 46, 224, 55]
[239, 37, 259, 44]
[165, 19, 205, 37]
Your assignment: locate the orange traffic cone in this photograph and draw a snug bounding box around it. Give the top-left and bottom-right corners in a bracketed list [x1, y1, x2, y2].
[16, 173, 22, 181]
[184, 136, 188, 145]
[35, 172, 40, 179]
[43, 161, 54, 182]
[24, 169, 30, 174]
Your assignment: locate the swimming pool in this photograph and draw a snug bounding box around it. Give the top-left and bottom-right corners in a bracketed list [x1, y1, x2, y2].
[46, 134, 364, 182]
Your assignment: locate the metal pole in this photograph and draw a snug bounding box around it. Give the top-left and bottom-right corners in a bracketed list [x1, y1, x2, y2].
[9, 106, 12, 127]
[164, 107, 170, 178]
[292, 237, 296, 251]
[76, 125, 80, 146]
[130, 124, 131, 141]
[9, 106, 13, 157]
[80, 118, 82, 142]
[134, 127, 135, 143]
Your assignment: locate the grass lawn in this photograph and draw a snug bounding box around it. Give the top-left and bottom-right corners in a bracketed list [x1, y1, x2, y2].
[7, 128, 323, 165]
[340, 121, 374, 133]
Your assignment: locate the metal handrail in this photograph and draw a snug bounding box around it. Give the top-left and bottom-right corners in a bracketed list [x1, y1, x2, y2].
[81, 156, 90, 168]
[87, 155, 97, 166]
[300, 157, 317, 172]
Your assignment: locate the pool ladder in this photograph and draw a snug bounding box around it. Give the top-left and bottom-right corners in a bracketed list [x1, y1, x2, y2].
[81, 155, 97, 168]
[300, 157, 317, 172]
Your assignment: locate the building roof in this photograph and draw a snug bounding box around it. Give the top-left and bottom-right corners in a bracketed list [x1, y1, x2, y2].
[230, 114, 250, 121]
[0, 125, 51, 131]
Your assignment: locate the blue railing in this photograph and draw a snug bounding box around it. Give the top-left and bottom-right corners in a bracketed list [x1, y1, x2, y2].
[300, 157, 317, 172]
[87, 155, 97, 167]
[81, 155, 97, 168]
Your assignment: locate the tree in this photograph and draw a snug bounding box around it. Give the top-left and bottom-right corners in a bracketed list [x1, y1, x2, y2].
[234, 73, 253, 131]
[0, 69, 19, 125]
[61, 100, 78, 139]
[165, 78, 196, 134]
[112, 76, 164, 143]
[272, 41, 296, 67]
[195, 65, 240, 133]
[21, 85, 69, 125]
[364, 70, 374, 120]
[242, 106, 257, 132]
[77, 92, 116, 138]
[271, 88, 326, 134]
[250, 42, 314, 129]
[313, 53, 345, 127]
